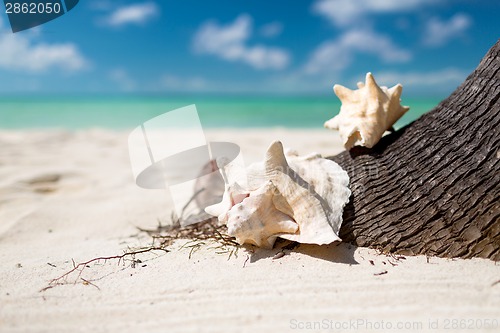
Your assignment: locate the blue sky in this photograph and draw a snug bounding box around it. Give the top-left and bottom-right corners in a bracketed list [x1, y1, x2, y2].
[0, 0, 499, 97]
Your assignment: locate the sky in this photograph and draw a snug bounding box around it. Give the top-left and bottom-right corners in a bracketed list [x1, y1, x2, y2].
[0, 0, 499, 97]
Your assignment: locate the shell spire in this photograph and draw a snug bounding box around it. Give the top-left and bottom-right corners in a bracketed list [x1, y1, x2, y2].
[264, 141, 289, 174]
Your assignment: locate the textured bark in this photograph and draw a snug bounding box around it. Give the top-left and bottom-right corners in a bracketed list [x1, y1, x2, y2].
[332, 40, 500, 261]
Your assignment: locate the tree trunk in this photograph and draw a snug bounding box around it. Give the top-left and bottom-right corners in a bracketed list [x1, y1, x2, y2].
[331, 40, 500, 261]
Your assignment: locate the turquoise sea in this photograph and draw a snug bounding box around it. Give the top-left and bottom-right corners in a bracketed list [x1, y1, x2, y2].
[0, 96, 441, 130]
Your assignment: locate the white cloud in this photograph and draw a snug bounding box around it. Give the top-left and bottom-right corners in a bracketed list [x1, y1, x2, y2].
[260, 22, 283, 38]
[0, 20, 88, 73]
[304, 29, 411, 74]
[103, 2, 159, 27]
[423, 14, 471, 46]
[374, 68, 468, 86]
[192, 14, 290, 70]
[194, 15, 250, 53]
[313, 0, 436, 27]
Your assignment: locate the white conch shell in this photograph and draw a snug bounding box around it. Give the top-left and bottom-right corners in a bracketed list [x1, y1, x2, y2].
[254, 141, 349, 245]
[206, 141, 351, 248]
[325, 72, 409, 150]
[226, 181, 298, 249]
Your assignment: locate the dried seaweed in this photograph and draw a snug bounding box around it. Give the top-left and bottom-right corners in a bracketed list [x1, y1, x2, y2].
[40, 189, 240, 292]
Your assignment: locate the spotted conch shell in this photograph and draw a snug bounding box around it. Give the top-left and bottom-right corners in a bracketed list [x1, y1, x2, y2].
[225, 181, 298, 248]
[205, 141, 351, 249]
[325, 72, 409, 150]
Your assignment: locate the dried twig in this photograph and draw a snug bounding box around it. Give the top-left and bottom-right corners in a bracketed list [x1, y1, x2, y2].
[40, 246, 168, 292]
[243, 254, 250, 268]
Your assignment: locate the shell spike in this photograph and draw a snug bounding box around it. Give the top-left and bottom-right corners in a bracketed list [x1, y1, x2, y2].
[388, 83, 403, 100]
[365, 72, 383, 96]
[333, 84, 354, 102]
[324, 115, 340, 130]
[264, 141, 289, 173]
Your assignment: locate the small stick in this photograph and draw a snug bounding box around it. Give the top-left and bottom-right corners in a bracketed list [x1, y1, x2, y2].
[243, 255, 250, 268]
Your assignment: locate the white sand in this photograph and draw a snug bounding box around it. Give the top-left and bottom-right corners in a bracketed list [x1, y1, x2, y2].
[0, 129, 499, 333]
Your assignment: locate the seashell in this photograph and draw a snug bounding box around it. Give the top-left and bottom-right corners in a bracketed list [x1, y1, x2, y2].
[204, 157, 249, 223]
[226, 181, 298, 249]
[205, 182, 249, 223]
[325, 72, 409, 150]
[284, 149, 351, 239]
[257, 141, 350, 245]
[206, 140, 351, 248]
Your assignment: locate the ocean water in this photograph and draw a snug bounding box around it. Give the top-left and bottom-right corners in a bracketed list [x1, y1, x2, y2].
[0, 96, 441, 130]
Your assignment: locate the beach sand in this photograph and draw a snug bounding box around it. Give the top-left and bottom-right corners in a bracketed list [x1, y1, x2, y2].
[0, 129, 499, 332]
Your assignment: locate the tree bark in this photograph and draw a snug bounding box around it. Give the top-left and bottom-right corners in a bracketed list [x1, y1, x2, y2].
[332, 40, 500, 261]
